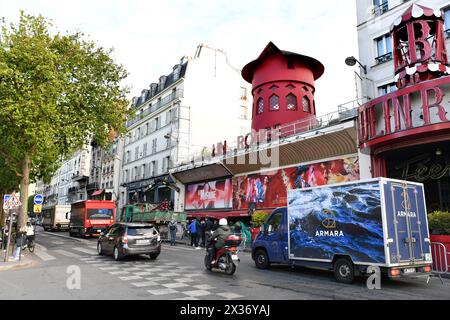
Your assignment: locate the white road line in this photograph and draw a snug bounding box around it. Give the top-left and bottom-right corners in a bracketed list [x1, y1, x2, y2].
[131, 281, 159, 288]
[216, 292, 244, 299]
[51, 241, 65, 245]
[54, 250, 82, 258]
[72, 247, 97, 255]
[34, 250, 57, 261]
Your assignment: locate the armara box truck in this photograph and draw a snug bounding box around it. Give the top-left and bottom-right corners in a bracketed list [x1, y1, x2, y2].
[251, 178, 433, 283]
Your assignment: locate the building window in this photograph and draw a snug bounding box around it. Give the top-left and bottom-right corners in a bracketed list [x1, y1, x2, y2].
[373, 0, 388, 16]
[269, 95, 280, 111]
[378, 83, 397, 96]
[257, 98, 264, 114]
[286, 94, 297, 111]
[152, 139, 157, 154]
[239, 105, 248, 120]
[151, 160, 157, 176]
[143, 143, 148, 157]
[145, 123, 149, 135]
[135, 147, 139, 160]
[445, 7, 450, 38]
[375, 34, 392, 64]
[126, 151, 131, 163]
[155, 117, 159, 131]
[142, 164, 146, 178]
[302, 96, 311, 112]
[240, 87, 247, 100]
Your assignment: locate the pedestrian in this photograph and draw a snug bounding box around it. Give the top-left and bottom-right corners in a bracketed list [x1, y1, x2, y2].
[1, 224, 8, 251]
[212, 219, 219, 231]
[199, 219, 206, 247]
[13, 225, 26, 260]
[168, 219, 178, 246]
[234, 221, 242, 235]
[188, 218, 201, 249]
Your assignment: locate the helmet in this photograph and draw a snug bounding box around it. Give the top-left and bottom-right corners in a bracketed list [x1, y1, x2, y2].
[219, 218, 228, 226]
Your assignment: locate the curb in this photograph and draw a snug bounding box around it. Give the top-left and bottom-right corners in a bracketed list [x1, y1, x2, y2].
[0, 258, 34, 271]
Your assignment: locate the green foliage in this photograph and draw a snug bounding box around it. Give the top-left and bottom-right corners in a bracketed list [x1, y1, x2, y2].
[252, 211, 269, 227]
[428, 211, 450, 235]
[0, 11, 131, 226]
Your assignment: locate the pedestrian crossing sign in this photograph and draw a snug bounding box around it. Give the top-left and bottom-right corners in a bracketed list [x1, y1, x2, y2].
[4, 192, 21, 209]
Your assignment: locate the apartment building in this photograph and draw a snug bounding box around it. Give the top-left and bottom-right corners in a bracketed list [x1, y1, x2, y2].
[121, 44, 252, 210]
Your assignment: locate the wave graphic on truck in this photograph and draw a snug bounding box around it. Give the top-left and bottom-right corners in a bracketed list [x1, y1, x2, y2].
[288, 181, 385, 264]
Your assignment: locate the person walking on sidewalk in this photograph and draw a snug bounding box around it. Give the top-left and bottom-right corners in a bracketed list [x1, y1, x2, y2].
[188, 218, 201, 249]
[168, 219, 178, 246]
[13, 225, 26, 260]
[199, 219, 206, 247]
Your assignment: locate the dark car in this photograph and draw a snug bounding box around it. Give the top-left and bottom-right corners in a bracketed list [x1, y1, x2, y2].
[97, 223, 161, 261]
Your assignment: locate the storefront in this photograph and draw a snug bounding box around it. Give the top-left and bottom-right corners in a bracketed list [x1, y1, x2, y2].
[358, 5, 450, 212]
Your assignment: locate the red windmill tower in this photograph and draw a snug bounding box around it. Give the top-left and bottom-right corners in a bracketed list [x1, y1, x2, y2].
[242, 42, 324, 134]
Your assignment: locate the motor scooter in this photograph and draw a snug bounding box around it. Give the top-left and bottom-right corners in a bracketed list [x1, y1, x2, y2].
[204, 234, 242, 275]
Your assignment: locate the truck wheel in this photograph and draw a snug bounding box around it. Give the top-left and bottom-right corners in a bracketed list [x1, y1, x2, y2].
[334, 258, 355, 284]
[97, 242, 104, 256]
[254, 249, 270, 269]
[113, 246, 123, 261]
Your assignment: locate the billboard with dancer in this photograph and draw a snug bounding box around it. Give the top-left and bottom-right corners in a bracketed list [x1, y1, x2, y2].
[185, 178, 233, 210]
[232, 156, 360, 211]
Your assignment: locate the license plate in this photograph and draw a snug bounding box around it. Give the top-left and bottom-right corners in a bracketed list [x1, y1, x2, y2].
[97, 230, 102, 233]
[231, 255, 239, 261]
[404, 268, 416, 274]
[137, 240, 151, 245]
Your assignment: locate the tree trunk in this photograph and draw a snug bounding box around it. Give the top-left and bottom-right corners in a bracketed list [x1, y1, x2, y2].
[19, 155, 30, 229]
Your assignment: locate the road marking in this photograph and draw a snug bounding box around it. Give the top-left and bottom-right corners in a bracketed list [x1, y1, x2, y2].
[193, 284, 215, 290]
[118, 276, 143, 281]
[145, 277, 171, 282]
[216, 292, 244, 299]
[51, 241, 65, 245]
[131, 281, 159, 288]
[98, 266, 120, 271]
[109, 271, 130, 275]
[54, 250, 82, 258]
[34, 250, 57, 261]
[181, 290, 211, 297]
[72, 247, 97, 255]
[163, 282, 189, 289]
[133, 272, 153, 276]
[174, 278, 196, 283]
[147, 288, 178, 296]
[40, 231, 88, 243]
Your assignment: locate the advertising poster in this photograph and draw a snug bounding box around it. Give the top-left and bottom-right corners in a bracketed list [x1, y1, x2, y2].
[232, 156, 360, 210]
[288, 181, 385, 264]
[185, 179, 232, 210]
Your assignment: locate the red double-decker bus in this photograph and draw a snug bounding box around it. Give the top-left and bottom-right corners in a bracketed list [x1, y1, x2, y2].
[69, 200, 116, 237]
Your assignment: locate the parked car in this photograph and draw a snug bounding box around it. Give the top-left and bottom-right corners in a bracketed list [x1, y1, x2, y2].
[97, 223, 161, 261]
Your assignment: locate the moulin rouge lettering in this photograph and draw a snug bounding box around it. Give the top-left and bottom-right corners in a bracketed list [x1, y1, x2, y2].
[199, 190, 217, 201]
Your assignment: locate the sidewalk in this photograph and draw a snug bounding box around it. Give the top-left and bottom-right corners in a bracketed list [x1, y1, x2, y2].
[0, 251, 34, 271]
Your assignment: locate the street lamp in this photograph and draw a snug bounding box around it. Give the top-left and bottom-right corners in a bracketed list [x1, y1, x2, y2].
[345, 56, 367, 74]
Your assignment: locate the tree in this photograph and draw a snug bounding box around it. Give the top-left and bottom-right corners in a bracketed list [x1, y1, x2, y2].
[0, 151, 20, 227]
[0, 11, 130, 229]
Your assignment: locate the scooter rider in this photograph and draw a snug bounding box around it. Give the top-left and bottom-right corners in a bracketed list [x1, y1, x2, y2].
[207, 218, 231, 264]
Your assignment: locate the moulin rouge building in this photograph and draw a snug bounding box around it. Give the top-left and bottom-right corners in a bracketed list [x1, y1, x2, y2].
[358, 4, 450, 212]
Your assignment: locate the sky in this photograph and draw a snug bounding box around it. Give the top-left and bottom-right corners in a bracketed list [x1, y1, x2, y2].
[0, 0, 359, 116]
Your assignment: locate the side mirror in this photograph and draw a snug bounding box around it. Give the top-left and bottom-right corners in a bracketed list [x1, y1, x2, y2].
[267, 225, 273, 234]
[260, 224, 266, 233]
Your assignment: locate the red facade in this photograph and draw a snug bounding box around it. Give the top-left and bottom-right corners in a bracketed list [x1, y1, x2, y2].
[242, 42, 324, 132]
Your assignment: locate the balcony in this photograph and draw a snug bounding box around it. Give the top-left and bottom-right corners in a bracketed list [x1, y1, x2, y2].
[372, 2, 389, 16]
[68, 187, 78, 194]
[375, 52, 392, 65]
[127, 89, 184, 127]
[86, 182, 100, 191]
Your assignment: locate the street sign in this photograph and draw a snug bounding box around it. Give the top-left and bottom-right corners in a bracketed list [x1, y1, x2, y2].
[3, 194, 11, 206]
[4, 192, 21, 209]
[33, 204, 42, 214]
[34, 194, 44, 205]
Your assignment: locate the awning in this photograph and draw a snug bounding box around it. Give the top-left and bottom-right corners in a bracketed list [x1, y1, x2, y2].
[186, 211, 250, 219]
[171, 163, 232, 185]
[92, 190, 104, 196]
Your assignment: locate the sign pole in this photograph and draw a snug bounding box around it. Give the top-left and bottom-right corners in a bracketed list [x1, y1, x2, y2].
[4, 209, 13, 262]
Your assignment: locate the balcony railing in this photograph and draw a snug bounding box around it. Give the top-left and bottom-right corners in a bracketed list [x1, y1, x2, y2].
[375, 52, 392, 65]
[127, 89, 184, 127]
[372, 2, 389, 16]
[177, 102, 364, 168]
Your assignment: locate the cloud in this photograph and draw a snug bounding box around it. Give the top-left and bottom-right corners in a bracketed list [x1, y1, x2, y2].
[1, 0, 358, 115]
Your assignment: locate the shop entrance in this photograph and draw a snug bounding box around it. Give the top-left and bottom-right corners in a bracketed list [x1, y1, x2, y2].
[384, 141, 450, 212]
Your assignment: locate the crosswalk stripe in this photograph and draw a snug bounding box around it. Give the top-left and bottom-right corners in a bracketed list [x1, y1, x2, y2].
[72, 247, 97, 255]
[54, 250, 82, 258]
[34, 250, 57, 261]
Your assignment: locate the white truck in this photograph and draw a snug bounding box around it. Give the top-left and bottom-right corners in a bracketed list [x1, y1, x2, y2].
[42, 205, 71, 231]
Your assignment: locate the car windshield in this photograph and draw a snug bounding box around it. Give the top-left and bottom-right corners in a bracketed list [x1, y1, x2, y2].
[87, 209, 113, 220]
[126, 226, 157, 236]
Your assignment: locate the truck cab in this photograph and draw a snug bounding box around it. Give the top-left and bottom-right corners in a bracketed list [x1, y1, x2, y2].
[252, 208, 289, 268]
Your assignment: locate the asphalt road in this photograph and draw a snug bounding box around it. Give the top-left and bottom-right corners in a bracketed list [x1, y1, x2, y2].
[0, 226, 449, 300]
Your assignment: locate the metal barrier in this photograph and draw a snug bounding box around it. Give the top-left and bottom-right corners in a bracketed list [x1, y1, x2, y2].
[431, 242, 449, 273]
[429, 242, 449, 284]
